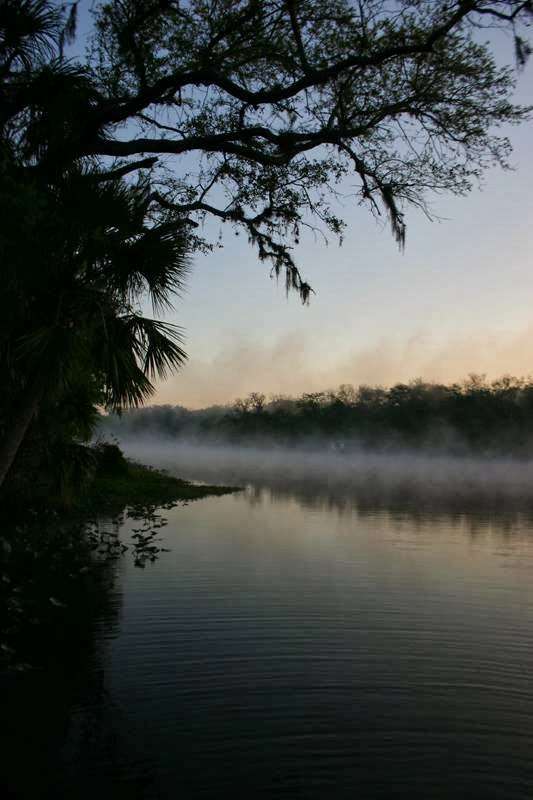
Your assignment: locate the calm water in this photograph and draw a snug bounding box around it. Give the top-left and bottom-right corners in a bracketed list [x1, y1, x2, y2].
[4, 447, 533, 799]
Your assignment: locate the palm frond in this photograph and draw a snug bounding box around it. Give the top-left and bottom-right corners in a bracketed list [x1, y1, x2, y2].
[125, 315, 188, 380]
[0, 0, 62, 68]
[108, 224, 191, 312]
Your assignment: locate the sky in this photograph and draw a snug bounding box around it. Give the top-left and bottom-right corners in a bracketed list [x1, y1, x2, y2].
[158, 51, 533, 408]
[76, 6, 533, 408]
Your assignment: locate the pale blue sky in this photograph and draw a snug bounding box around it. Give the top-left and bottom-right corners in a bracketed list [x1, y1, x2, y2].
[160, 54, 533, 406]
[73, 6, 533, 406]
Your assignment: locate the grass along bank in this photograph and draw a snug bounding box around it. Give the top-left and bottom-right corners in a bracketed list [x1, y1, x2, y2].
[85, 446, 241, 516]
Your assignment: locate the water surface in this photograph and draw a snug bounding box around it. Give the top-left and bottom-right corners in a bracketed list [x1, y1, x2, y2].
[5, 448, 533, 799]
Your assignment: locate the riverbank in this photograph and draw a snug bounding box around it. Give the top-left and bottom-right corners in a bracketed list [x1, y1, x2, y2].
[87, 457, 241, 515]
[1, 441, 241, 516]
[0, 449, 242, 673]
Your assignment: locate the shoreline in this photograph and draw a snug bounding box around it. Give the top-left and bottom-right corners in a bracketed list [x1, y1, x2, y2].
[85, 458, 242, 516]
[0, 458, 242, 673]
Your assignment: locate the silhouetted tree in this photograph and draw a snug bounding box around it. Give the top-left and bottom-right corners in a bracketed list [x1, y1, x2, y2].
[0, 2, 195, 488]
[0, 165, 190, 487]
[4, 1, 532, 299]
[86, 0, 532, 298]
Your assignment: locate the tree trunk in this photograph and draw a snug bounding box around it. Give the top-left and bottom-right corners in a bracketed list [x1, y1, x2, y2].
[0, 380, 44, 489]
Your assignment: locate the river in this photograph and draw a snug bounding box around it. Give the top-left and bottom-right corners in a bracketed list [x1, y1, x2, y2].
[4, 445, 533, 799]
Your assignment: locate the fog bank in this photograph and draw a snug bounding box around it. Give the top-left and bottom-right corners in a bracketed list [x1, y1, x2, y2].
[116, 436, 533, 512]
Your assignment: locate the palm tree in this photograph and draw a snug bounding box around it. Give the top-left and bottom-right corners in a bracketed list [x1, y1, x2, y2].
[0, 165, 190, 488]
[0, 1, 190, 489]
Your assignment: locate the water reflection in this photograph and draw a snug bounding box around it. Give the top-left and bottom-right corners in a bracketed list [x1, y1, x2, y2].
[5, 444, 533, 798]
[0, 514, 162, 800]
[121, 438, 533, 532]
[101, 486, 533, 800]
[244, 482, 533, 542]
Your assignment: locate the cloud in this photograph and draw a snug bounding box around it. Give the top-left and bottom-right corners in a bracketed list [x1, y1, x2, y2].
[154, 325, 533, 408]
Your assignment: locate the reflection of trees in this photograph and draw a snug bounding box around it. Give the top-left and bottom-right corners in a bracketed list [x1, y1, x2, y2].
[142, 441, 533, 539]
[255, 475, 533, 536]
[157, 445, 533, 537]
[0, 513, 159, 799]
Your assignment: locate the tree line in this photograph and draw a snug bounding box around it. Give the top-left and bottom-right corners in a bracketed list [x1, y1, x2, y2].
[101, 375, 533, 456]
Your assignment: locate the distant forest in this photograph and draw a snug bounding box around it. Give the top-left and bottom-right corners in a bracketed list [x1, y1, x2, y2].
[99, 376, 533, 457]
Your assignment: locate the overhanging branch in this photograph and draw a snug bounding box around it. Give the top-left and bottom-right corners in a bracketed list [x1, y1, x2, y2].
[151, 191, 314, 304]
[92, 156, 158, 181]
[93, 1, 477, 126]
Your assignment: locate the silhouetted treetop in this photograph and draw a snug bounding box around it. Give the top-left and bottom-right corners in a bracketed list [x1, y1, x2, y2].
[101, 375, 533, 457]
[3, 0, 533, 301]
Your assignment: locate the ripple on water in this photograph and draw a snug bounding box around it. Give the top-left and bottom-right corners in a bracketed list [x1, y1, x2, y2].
[6, 476, 533, 800]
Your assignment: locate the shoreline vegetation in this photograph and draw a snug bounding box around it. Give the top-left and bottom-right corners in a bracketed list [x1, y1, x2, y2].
[0, 445, 241, 674]
[86, 452, 242, 516]
[99, 376, 533, 458]
[2, 442, 242, 516]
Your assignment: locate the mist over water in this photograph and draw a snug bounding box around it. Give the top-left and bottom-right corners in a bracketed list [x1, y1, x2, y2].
[9, 436, 533, 798]
[116, 436, 533, 514]
[37, 439, 533, 798]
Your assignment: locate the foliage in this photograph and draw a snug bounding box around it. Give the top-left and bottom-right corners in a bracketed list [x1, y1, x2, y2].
[1, 165, 189, 404]
[102, 375, 533, 457]
[0, 1, 193, 489]
[93, 441, 129, 476]
[3, 1, 532, 302]
[86, 0, 533, 299]
[87, 450, 241, 513]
